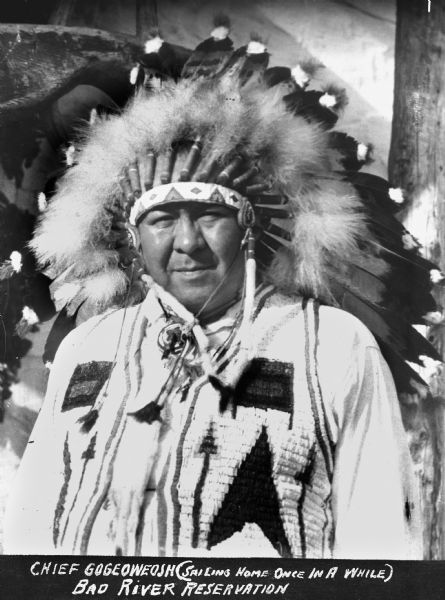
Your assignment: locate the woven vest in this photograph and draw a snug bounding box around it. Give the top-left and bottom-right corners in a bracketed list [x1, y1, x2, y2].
[140, 296, 335, 558]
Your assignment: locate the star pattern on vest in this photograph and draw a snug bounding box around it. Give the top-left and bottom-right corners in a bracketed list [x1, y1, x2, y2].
[207, 426, 292, 557]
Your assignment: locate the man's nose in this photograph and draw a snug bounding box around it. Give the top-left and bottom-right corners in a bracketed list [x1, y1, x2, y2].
[173, 214, 205, 254]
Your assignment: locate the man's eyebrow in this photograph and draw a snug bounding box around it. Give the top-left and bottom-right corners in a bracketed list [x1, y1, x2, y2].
[145, 204, 231, 219]
[147, 207, 178, 217]
[192, 205, 230, 215]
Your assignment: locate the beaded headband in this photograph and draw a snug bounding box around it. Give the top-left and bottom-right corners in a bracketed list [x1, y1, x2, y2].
[129, 183, 244, 226]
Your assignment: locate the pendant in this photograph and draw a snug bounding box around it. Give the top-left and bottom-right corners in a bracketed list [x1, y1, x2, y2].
[158, 322, 192, 358]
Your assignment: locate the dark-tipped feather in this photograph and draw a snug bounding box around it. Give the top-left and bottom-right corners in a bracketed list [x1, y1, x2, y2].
[285, 89, 339, 129]
[334, 281, 441, 364]
[78, 408, 99, 433]
[43, 306, 78, 364]
[128, 401, 163, 424]
[181, 18, 234, 79]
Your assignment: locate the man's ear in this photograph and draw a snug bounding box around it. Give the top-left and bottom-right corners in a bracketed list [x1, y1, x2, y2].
[126, 223, 141, 250]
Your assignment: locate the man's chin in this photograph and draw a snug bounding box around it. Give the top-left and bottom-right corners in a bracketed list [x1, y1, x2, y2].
[166, 283, 214, 315]
[159, 270, 244, 317]
[173, 294, 211, 316]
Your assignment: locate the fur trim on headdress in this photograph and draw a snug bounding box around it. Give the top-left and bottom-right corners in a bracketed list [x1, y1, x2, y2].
[277, 179, 367, 299]
[32, 75, 362, 306]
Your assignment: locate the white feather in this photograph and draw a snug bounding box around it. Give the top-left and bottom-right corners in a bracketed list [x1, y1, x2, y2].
[247, 40, 266, 55]
[144, 36, 163, 54]
[10, 251, 22, 272]
[22, 306, 39, 325]
[319, 93, 337, 109]
[89, 108, 98, 125]
[211, 26, 229, 40]
[388, 187, 404, 203]
[356, 143, 369, 162]
[430, 269, 444, 283]
[65, 145, 76, 166]
[37, 192, 47, 212]
[130, 66, 139, 85]
[53, 282, 81, 305]
[290, 65, 310, 88]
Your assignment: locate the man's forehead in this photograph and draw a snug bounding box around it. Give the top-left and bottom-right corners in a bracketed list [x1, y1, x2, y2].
[129, 182, 243, 226]
[143, 201, 237, 216]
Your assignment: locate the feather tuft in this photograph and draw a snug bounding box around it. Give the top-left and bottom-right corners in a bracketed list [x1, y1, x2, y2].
[65, 145, 76, 167]
[10, 250, 22, 272]
[357, 142, 370, 162]
[319, 92, 337, 109]
[15, 306, 39, 338]
[38, 192, 47, 212]
[22, 306, 39, 326]
[268, 178, 368, 300]
[144, 36, 164, 55]
[15, 321, 31, 338]
[1, 250, 23, 279]
[53, 282, 81, 307]
[388, 187, 404, 204]
[430, 269, 445, 284]
[247, 39, 267, 55]
[0, 262, 14, 280]
[82, 269, 127, 301]
[89, 108, 98, 125]
[211, 25, 230, 40]
[323, 85, 348, 110]
[129, 66, 139, 85]
[290, 64, 310, 88]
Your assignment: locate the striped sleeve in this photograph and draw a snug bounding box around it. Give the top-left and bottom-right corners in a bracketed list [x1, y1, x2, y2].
[3, 323, 88, 554]
[316, 307, 423, 559]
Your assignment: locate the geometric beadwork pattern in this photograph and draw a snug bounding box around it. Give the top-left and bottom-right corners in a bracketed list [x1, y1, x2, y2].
[234, 358, 294, 413]
[62, 361, 113, 412]
[207, 426, 292, 557]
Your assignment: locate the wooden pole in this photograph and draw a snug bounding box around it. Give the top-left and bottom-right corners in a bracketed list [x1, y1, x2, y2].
[49, 0, 78, 25]
[136, 0, 158, 41]
[389, 0, 445, 559]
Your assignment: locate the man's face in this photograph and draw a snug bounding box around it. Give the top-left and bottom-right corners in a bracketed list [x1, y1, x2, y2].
[138, 202, 245, 318]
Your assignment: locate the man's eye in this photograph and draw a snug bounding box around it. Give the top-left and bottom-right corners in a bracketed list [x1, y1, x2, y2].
[149, 215, 175, 227]
[199, 210, 225, 221]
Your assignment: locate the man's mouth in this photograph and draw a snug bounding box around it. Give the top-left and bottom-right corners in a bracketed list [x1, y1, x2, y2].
[170, 266, 215, 280]
[171, 265, 214, 272]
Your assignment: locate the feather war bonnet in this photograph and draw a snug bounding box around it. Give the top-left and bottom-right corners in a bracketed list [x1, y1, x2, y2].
[30, 18, 441, 395]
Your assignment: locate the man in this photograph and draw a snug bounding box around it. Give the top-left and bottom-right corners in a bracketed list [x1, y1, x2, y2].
[5, 24, 428, 558]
